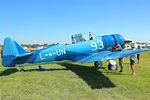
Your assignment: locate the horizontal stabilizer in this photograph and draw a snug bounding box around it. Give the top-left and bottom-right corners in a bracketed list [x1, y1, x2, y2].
[14, 52, 33, 59]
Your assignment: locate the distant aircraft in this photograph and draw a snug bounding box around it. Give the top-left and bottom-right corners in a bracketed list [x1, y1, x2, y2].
[1, 34, 148, 71]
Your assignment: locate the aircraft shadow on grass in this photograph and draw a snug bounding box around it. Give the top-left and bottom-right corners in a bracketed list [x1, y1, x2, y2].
[0, 63, 115, 89]
[57, 63, 116, 89]
[25, 63, 115, 89]
[0, 68, 18, 76]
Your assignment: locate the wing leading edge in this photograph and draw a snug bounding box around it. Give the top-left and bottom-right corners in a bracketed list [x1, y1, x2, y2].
[77, 48, 149, 63]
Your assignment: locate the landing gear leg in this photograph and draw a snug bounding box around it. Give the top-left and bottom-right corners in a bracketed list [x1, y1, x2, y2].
[19, 65, 25, 72]
[38, 65, 44, 71]
[94, 61, 103, 70]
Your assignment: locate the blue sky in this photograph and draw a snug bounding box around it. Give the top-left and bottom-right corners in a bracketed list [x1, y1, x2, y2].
[0, 0, 150, 44]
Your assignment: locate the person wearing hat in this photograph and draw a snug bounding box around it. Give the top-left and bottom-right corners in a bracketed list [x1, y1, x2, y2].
[112, 44, 124, 72]
[130, 45, 136, 75]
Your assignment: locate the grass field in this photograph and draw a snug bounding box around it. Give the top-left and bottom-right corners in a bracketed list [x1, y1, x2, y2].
[0, 52, 150, 100]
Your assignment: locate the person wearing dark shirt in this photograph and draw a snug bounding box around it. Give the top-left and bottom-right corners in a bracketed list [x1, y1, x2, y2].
[90, 37, 93, 40]
[1, 47, 3, 58]
[137, 45, 141, 64]
[89, 32, 95, 40]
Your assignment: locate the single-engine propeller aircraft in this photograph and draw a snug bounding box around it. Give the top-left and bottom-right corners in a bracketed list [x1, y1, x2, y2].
[1, 34, 148, 71]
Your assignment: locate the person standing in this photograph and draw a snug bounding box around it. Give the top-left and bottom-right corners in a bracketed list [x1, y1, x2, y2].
[137, 45, 141, 64]
[1, 46, 3, 58]
[130, 45, 136, 75]
[117, 44, 124, 72]
[89, 32, 95, 40]
[112, 44, 124, 72]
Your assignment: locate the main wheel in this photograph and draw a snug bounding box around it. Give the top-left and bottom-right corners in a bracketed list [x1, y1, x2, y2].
[108, 63, 118, 70]
[94, 61, 103, 70]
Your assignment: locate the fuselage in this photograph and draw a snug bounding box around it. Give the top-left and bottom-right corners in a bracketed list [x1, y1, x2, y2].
[2, 34, 124, 67]
[24, 34, 125, 64]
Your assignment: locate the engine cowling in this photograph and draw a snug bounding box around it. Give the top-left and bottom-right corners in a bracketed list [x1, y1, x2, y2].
[103, 34, 125, 49]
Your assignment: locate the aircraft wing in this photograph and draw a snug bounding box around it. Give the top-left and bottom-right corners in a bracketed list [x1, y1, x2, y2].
[77, 48, 149, 63]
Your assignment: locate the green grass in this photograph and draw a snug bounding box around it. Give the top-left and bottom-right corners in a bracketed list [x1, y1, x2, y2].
[0, 52, 150, 100]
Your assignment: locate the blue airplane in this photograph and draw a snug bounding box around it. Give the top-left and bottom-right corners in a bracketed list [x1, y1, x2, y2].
[1, 34, 148, 71]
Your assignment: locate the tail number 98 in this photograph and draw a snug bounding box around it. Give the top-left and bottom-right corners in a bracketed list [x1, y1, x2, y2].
[91, 40, 104, 51]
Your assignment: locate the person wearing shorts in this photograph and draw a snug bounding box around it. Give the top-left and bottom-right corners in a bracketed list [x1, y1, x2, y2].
[130, 46, 136, 75]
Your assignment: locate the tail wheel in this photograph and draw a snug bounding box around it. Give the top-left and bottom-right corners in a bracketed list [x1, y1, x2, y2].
[94, 61, 103, 70]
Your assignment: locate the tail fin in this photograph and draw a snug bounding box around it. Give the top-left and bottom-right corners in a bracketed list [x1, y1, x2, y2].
[2, 37, 27, 67]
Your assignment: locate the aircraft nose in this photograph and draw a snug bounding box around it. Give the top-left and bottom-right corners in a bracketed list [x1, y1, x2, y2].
[103, 34, 125, 49]
[112, 34, 125, 48]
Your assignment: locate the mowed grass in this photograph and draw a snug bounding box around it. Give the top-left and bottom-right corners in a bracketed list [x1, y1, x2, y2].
[0, 52, 150, 100]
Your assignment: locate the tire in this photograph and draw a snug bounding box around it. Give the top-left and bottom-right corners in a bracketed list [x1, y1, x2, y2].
[108, 63, 118, 70]
[94, 61, 103, 70]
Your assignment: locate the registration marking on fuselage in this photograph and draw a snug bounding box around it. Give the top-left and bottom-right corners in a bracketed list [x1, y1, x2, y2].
[40, 48, 66, 60]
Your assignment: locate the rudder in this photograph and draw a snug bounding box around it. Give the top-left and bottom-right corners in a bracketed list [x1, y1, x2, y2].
[2, 37, 27, 67]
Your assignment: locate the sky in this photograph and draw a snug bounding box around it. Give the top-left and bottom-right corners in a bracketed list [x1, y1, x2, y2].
[0, 0, 150, 44]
